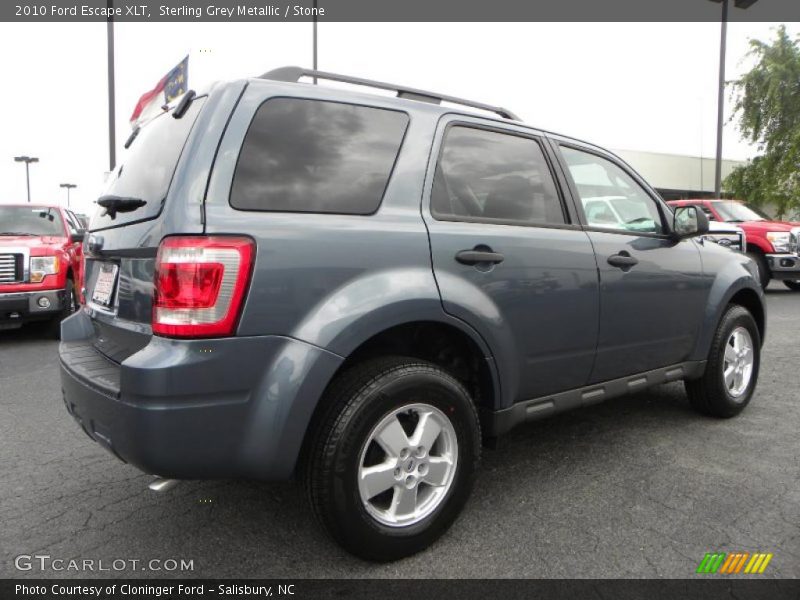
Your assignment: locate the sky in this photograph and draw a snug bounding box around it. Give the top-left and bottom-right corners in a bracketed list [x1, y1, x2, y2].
[0, 21, 797, 215]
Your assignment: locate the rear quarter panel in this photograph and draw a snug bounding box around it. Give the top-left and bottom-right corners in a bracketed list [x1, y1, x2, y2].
[204, 83, 481, 350]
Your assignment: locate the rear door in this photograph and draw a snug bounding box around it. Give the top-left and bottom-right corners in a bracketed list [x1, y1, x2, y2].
[423, 117, 600, 403]
[554, 142, 706, 382]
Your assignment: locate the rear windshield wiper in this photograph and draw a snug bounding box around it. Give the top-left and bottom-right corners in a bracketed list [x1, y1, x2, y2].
[97, 195, 147, 219]
[124, 126, 140, 149]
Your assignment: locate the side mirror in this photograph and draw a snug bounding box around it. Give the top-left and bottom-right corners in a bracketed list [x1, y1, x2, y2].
[672, 205, 709, 239]
[70, 231, 86, 244]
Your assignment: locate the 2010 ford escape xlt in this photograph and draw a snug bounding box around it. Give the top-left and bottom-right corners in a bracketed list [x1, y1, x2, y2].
[60, 67, 765, 561]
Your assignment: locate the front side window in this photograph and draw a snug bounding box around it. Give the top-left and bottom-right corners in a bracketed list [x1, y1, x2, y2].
[431, 126, 566, 226]
[65, 211, 82, 233]
[561, 146, 665, 234]
[230, 98, 409, 215]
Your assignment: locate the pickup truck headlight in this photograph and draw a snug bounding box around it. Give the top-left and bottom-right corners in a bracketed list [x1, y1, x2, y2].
[30, 256, 59, 283]
[766, 231, 792, 253]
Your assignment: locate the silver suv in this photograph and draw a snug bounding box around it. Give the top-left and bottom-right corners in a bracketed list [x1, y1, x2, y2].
[60, 67, 765, 561]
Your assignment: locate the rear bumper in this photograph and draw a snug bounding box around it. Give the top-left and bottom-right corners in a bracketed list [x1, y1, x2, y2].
[766, 253, 800, 279]
[59, 309, 343, 481]
[0, 288, 64, 326]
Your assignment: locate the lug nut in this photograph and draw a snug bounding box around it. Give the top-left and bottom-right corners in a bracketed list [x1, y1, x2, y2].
[415, 446, 426, 458]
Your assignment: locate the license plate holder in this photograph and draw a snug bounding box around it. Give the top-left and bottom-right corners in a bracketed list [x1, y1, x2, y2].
[92, 263, 119, 307]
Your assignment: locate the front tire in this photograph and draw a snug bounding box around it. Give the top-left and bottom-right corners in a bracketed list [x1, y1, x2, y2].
[745, 251, 770, 290]
[305, 356, 481, 561]
[783, 280, 800, 291]
[685, 305, 760, 418]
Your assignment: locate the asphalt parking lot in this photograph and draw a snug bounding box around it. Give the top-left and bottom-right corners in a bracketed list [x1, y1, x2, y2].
[1, 284, 798, 579]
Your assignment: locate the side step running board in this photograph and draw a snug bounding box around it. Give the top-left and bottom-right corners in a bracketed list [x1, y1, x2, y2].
[482, 360, 707, 437]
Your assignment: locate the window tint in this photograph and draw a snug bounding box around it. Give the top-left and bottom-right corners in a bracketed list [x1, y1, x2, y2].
[431, 126, 565, 226]
[91, 97, 206, 231]
[230, 99, 409, 214]
[561, 146, 664, 234]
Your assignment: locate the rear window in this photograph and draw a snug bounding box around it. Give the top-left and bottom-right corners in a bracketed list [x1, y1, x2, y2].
[90, 97, 206, 231]
[230, 98, 409, 214]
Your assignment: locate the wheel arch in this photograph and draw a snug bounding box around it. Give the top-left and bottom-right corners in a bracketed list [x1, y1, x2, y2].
[692, 273, 766, 362]
[296, 318, 502, 476]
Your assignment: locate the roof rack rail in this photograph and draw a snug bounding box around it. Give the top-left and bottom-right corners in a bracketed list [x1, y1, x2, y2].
[259, 66, 520, 121]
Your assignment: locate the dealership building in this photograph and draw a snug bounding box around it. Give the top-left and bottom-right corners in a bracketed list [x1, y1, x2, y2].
[614, 149, 744, 201]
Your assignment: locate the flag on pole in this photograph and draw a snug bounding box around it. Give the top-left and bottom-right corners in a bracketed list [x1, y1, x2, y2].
[129, 55, 189, 128]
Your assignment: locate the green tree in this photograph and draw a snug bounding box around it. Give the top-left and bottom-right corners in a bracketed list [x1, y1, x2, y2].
[724, 25, 800, 219]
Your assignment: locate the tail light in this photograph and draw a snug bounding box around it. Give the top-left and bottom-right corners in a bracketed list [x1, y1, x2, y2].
[153, 236, 255, 338]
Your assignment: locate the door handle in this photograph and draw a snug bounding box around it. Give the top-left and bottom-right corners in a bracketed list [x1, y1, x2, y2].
[455, 249, 505, 266]
[607, 252, 638, 270]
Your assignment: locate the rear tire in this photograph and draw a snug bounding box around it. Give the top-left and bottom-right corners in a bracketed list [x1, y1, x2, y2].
[47, 278, 76, 340]
[304, 356, 481, 561]
[783, 280, 800, 291]
[746, 251, 770, 290]
[685, 305, 760, 418]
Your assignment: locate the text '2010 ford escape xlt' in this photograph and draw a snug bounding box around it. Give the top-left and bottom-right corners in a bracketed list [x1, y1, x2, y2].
[60, 67, 765, 561]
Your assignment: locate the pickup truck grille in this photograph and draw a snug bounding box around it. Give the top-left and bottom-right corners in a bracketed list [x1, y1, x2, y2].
[0, 253, 23, 283]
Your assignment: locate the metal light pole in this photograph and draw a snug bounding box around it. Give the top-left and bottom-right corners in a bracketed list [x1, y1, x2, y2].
[312, 0, 318, 84]
[107, 0, 117, 171]
[13, 156, 39, 203]
[60, 183, 77, 208]
[709, 0, 760, 198]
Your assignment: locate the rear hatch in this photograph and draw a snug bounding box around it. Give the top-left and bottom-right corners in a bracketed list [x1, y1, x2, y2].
[82, 94, 211, 363]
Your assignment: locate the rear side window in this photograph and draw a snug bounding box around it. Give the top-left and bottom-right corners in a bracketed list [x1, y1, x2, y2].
[431, 126, 566, 226]
[230, 98, 409, 214]
[90, 97, 206, 231]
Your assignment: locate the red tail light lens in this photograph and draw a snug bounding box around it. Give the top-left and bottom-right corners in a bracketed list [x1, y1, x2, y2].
[153, 236, 255, 338]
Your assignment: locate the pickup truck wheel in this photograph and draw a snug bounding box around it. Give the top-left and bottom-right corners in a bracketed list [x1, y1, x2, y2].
[47, 278, 76, 340]
[745, 251, 770, 290]
[685, 305, 760, 418]
[783, 280, 800, 291]
[305, 356, 481, 561]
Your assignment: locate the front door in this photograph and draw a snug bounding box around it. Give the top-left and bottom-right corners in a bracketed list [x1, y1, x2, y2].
[556, 143, 706, 383]
[423, 119, 600, 403]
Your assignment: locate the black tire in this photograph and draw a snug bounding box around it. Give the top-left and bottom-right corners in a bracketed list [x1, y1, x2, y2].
[783, 280, 800, 291]
[685, 305, 760, 418]
[745, 251, 770, 290]
[304, 356, 481, 561]
[47, 278, 76, 340]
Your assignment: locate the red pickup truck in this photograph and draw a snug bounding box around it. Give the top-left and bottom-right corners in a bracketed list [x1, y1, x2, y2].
[0, 204, 85, 336]
[667, 199, 800, 291]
